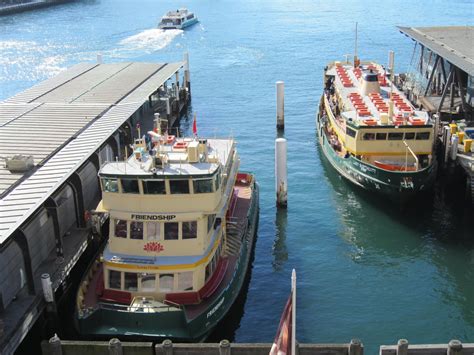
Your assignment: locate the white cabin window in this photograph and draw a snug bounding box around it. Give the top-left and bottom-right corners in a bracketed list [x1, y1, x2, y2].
[141, 273, 156, 292]
[193, 179, 214, 193]
[102, 178, 118, 192]
[124, 272, 138, 291]
[164, 222, 179, 240]
[121, 179, 139, 194]
[143, 180, 166, 194]
[169, 180, 190, 194]
[159, 274, 174, 292]
[130, 221, 143, 240]
[182, 221, 197, 239]
[177, 272, 193, 291]
[114, 219, 128, 238]
[146, 222, 161, 240]
[109, 270, 121, 289]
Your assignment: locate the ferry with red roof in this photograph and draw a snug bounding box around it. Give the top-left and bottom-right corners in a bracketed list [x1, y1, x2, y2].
[317, 55, 437, 200]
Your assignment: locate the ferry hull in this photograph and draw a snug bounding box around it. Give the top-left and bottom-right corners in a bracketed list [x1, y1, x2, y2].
[76, 179, 259, 342]
[316, 113, 436, 201]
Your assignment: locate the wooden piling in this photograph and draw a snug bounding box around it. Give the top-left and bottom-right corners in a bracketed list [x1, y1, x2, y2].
[162, 339, 173, 355]
[448, 340, 463, 355]
[108, 338, 123, 355]
[349, 338, 362, 355]
[396, 339, 408, 355]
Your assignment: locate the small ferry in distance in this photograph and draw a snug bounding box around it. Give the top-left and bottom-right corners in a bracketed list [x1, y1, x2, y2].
[317, 53, 437, 201]
[75, 119, 259, 341]
[158, 8, 198, 30]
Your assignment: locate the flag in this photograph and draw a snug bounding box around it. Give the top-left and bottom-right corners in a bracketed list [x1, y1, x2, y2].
[192, 113, 197, 136]
[269, 292, 292, 355]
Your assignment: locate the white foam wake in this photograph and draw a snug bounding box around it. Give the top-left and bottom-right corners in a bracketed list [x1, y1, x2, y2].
[119, 28, 183, 53]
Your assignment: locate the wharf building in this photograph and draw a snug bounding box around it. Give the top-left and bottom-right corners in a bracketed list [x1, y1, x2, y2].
[0, 58, 190, 354]
[398, 26, 474, 202]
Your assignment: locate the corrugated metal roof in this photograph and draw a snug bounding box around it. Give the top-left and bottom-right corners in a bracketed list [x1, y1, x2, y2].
[0, 61, 184, 245]
[398, 26, 474, 76]
[5, 63, 98, 104]
[0, 102, 141, 244]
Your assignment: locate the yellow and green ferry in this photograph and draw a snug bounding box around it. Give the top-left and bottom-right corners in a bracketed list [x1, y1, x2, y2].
[317, 59, 437, 200]
[75, 123, 259, 341]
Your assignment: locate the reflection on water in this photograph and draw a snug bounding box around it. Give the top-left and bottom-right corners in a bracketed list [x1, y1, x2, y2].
[272, 208, 288, 271]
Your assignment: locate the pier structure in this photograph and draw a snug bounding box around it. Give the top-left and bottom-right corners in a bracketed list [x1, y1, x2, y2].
[397, 26, 474, 202]
[0, 60, 190, 354]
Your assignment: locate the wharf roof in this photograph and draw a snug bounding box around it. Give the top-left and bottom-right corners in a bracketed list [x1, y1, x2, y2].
[398, 26, 474, 76]
[0, 61, 184, 246]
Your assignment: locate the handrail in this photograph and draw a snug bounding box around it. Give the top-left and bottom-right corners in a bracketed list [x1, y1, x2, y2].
[403, 140, 419, 171]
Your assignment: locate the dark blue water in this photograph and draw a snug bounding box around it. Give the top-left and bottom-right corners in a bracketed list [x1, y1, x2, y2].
[1, 0, 474, 353]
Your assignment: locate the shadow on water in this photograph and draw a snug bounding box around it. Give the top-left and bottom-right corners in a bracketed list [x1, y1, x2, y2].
[315, 135, 474, 330]
[207, 228, 260, 343]
[272, 208, 288, 271]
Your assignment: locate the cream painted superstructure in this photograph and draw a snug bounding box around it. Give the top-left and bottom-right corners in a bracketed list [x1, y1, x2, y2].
[96, 137, 239, 301]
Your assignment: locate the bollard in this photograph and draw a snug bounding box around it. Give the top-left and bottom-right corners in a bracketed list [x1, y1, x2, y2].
[450, 134, 458, 161]
[48, 334, 62, 355]
[108, 338, 123, 355]
[184, 52, 191, 92]
[41, 274, 54, 303]
[396, 339, 408, 355]
[166, 98, 171, 116]
[275, 138, 287, 207]
[276, 81, 285, 129]
[348, 338, 362, 355]
[97, 53, 103, 64]
[219, 339, 231, 355]
[162, 339, 173, 355]
[447, 340, 463, 355]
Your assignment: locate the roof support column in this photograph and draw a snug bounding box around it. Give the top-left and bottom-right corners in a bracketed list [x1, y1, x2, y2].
[12, 231, 35, 295]
[67, 173, 85, 229]
[44, 197, 63, 258]
[424, 54, 440, 96]
[454, 67, 468, 114]
[438, 67, 454, 113]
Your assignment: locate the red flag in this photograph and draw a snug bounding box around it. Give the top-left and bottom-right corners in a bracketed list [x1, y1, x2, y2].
[192, 114, 197, 136]
[270, 292, 292, 355]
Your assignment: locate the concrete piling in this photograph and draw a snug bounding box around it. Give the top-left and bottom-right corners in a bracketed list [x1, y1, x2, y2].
[450, 134, 459, 161]
[219, 339, 231, 355]
[448, 340, 463, 355]
[97, 53, 103, 64]
[162, 339, 173, 355]
[275, 138, 288, 207]
[276, 81, 285, 129]
[184, 52, 191, 93]
[108, 338, 123, 355]
[48, 334, 62, 355]
[349, 338, 362, 355]
[396, 339, 408, 355]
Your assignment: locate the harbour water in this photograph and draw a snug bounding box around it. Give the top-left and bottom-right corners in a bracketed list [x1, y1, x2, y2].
[1, 0, 473, 353]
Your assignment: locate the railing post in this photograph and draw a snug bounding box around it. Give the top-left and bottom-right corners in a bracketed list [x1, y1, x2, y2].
[162, 339, 173, 355]
[448, 340, 463, 355]
[396, 339, 408, 355]
[47, 334, 62, 355]
[108, 338, 123, 355]
[349, 338, 362, 355]
[219, 339, 231, 355]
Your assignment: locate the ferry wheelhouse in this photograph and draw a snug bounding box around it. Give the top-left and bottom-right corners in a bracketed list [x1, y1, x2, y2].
[158, 8, 198, 30]
[75, 123, 258, 341]
[317, 58, 437, 199]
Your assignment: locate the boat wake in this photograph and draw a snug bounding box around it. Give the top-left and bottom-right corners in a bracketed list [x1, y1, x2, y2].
[119, 28, 183, 54]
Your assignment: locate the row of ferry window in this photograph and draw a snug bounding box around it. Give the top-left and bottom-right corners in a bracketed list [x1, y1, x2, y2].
[346, 128, 430, 141]
[113, 215, 216, 240]
[102, 174, 221, 194]
[108, 270, 193, 292]
[107, 243, 223, 292]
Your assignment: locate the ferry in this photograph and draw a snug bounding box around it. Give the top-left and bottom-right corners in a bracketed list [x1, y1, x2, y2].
[316, 57, 437, 200]
[158, 8, 198, 30]
[75, 120, 259, 341]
